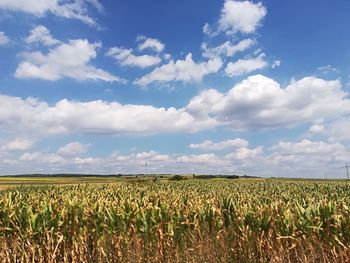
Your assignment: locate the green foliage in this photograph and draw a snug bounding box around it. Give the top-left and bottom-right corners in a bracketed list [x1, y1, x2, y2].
[168, 174, 184, 181]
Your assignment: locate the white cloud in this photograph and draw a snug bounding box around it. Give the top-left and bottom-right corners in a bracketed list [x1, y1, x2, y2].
[218, 0, 267, 35]
[176, 153, 222, 165]
[202, 39, 254, 59]
[226, 146, 263, 160]
[0, 0, 100, 26]
[0, 93, 217, 137]
[187, 74, 350, 130]
[0, 31, 9, 45]
[271, 139, 345, 155]
[321, 116, 350, 142]
[225, 53, 268, 77]
[137, 36, 165, 53]
[202, 23, 216, 37]
[308, 124, 325, 134]
[20, 151, 66, 164]
[106, 47, 161, 68]
[10, 141, 265, 175]
[57, 141, 89, 157]
[317, 65, 340, 74]
[189, 138, 248, 150]
[15, 39, 122, 82]
[85, 0, 103, 13]
[2, 138, 350, 178]
[0, 75, 349, 140]
[0, 0, 58, 15]
[0, 138, 33, 151]
[135, 53, 223, 86]
[271, 60, 281, 69]
[268, 139, 350, 171]
[25, 25, 60, 46]
[163, 53, 172, 61]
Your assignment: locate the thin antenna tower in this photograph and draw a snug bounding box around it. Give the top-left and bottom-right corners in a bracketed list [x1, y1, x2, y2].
[144, 161, 148, 176]
[340, 163, 350, 180]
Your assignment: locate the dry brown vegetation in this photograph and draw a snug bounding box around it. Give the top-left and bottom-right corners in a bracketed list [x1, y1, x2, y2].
[0, 178, 350, 262]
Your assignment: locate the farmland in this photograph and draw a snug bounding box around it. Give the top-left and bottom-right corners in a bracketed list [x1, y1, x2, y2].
[0, 177, 350, 262]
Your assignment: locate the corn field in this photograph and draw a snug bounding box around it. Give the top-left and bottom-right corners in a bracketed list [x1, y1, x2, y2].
[1, 179, 350, 262]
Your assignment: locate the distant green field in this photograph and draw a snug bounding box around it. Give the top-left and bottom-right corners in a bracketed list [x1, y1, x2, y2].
[0, 177, 350, 262]
[0, 175, 164, 190]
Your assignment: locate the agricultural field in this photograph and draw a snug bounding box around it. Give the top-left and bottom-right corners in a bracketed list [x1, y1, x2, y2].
[0, 177, 350, 262]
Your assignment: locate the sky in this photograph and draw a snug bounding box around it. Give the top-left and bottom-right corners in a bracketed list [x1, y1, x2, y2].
[0, 0, 350, 178]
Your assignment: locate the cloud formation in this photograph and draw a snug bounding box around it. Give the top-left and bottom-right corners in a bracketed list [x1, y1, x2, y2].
[0, 138, 33, 152]
[317, 116, 350, 142]
[137, 36, 165, 53]
[135, 53, 222, 86]
[8, 137, 348, 178]
[202, 39, 254, 59]
[203, 0, 266, 37]
[0, 0, 101, 26]
[225, 53, 268, 77]
[268, 139, 350, 175]
[0, 31, 9, 45]
[0, 93, 217, 137]
[107, 47, 161, 68]
[57, 141, 89, 157]
[1, 134, 349, 178]
[25, 25, 60, 46]
[187, 74, 350, 130]
[107, 36, 165, 68]
[1, 75, 349, 139]
[189, 138, 248, 150]
[218, 0, 267, 35]
[16, 39, 122, 82]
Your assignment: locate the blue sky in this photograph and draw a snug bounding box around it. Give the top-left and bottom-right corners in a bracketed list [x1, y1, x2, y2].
[0, 0, 350, 178]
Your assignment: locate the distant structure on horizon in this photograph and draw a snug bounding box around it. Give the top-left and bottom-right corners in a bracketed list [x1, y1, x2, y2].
[340, 163, 350, 180]
[144, 161, 148, 175]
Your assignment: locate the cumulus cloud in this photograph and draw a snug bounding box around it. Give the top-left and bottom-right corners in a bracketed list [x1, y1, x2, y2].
[13, 149, 253, 175]
[203, 0, 266, 37]
[0, 93, 217, 137]
[218, 0, 267, 35]
[268, 139, 350, 174]
[0, 31, 9, 45]
[226, 146, 263, 160]
[307, 124, 326, 135]
[0, 138, 33, 151]
[225, 53, 268, 77]
[0, 0, 101, 26]
[106, 36, 165, 68]
[320, 116, 350, 142]
[20, 152, 66, 165]
[134, 53, 223, 86]
[2, 138, 350, 178]
[0, 75, 349, 139]
[137, 36, 165, 53]
[202, 39, 254, 59]
[271, 139, 345, 156]
[106, 47, 161, 68]
[25, 25, 60, 46]
[189, 138, 248, 150]
[202, 23, 216, 37]
[15, 39, 122, 82]
[187, 74, 350, 130]
[57, 141, 89, 157]
[7, 137, 265, 175]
